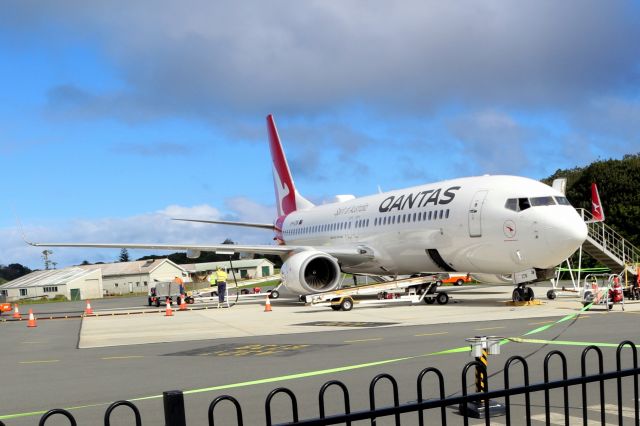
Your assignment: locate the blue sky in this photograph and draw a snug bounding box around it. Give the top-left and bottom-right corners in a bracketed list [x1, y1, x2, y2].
[1, 1, 639, 269]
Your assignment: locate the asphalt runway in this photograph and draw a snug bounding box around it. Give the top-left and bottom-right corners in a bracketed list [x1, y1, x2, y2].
[1, 285, 638, 425]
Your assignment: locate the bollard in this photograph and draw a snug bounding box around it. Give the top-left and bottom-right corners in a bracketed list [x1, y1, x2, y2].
[460, 336, 506, 419]
[163, 390, 186, 426]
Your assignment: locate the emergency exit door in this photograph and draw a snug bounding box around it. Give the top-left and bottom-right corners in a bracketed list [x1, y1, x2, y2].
[468, 190, 488, 237]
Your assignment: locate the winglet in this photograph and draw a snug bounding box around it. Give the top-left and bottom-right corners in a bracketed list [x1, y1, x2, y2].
[591, 183, 605, 222]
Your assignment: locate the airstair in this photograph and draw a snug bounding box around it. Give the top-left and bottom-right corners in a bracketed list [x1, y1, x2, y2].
[578, 209, 640, 275]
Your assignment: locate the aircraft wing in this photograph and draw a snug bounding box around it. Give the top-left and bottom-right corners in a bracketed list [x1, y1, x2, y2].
[25, 239, 374, 260]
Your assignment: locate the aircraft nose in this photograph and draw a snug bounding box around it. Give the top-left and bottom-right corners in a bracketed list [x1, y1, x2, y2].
[546, 211, 588, 254]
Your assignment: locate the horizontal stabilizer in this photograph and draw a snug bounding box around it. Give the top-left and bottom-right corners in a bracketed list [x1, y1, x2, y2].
[172, 218, 276, 230]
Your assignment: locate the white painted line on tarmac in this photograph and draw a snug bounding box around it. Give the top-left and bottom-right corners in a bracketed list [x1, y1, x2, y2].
[19, 360, 59, 364]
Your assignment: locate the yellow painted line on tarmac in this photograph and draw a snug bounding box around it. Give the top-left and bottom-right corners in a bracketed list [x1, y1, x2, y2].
[474, 326, 506, 331]
[527, 320, 555, 325]
[101, 355, 145, 360]
[19, 359, 59, 364]
[414, 331, 448, 337]
[344, 338, 383, 343]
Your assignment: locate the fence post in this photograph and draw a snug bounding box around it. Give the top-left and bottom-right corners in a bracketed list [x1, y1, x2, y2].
[163, 390, 186, 426]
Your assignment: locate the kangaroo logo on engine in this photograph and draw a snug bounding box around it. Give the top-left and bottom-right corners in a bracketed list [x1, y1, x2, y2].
[378, 186, 461, 213]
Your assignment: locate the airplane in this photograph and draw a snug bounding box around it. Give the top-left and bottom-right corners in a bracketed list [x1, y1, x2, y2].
[27, 114, 588, 302]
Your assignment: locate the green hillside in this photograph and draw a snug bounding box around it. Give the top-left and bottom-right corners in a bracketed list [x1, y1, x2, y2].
[543, 153, 640, 248]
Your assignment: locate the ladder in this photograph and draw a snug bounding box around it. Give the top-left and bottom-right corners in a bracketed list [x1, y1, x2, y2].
[578, 208, 640, 275]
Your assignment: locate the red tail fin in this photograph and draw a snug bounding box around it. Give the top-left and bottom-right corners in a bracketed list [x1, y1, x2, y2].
[266, 115, 314, 216]
[591, 183, 605, 222]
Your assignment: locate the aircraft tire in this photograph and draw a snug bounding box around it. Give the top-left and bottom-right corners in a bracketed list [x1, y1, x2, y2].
[546, 290, 557, 300]
[512, 288, 524, 302]
[424, 297, 436, 305]
[340, 298, 354, 311]
[524, 287, 534, 301]
[269, 290, 280, 299]
[331, 305, 341, 311]
[436, 292, 449, 305]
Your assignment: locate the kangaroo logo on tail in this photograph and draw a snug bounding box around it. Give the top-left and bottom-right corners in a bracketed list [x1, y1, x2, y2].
[266, 115, 314, 217]
[591, 183, 605, 222]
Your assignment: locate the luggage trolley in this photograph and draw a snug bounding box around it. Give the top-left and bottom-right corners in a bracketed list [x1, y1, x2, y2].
[581, 273, 624, 311]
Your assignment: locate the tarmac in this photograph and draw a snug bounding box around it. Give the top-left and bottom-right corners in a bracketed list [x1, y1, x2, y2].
[79, 283, 638, 348]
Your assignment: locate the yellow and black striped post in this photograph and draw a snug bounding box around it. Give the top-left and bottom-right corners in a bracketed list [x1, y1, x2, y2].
[475, 346, 488, 393]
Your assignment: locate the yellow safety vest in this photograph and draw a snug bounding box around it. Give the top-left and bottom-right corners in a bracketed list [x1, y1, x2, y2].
[215, 269, 228, 282]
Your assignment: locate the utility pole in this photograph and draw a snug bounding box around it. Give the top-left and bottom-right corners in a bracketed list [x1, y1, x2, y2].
[42, 250, 53, 270]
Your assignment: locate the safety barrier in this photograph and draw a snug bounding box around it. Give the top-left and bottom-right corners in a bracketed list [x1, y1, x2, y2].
[31, 341, 639, 425]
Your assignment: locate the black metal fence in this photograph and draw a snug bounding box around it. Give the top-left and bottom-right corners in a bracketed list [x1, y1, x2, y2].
[21, 341, 640, 425]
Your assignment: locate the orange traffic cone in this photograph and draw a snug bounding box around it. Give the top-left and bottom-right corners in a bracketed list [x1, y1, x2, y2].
[179, 295, 187, 311]
[264, 296, 272, 312]
[165, 299, 173, 316]
[84, 300, 94, 315]
[12, 304, 21, 319]
[27, 309, 37, 328]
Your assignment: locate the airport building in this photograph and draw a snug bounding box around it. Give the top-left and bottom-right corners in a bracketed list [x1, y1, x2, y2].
[0, 268, 103, 302]
[181, 258, 276, 283]
[79, 259, 188, 296]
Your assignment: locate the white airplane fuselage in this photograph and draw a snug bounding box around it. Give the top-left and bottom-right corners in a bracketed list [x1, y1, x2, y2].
[277, 175, 587, 276]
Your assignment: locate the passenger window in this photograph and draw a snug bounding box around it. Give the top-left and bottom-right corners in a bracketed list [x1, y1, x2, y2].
[445, 209, 450, 219]
[505, 198, 518, 211]
[530, 196, 556, 206]
[555, 196, 572, 206]
[428, 211, 432, 220]
[439, 210, 443, 219]
[518, 198, 531, 211]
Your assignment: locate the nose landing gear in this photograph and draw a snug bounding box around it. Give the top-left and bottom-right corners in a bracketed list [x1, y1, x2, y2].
[512, 284, 535, 302]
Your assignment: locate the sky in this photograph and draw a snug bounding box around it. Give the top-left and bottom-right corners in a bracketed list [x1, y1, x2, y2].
[1, 0, 639, 269]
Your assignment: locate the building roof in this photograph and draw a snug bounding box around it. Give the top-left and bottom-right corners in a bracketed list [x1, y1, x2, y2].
[180, 259, 274, 273]
[0, 268, 98, 289]
[78, 259, 185, 277]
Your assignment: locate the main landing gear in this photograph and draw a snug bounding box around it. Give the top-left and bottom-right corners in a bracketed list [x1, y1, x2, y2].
[512, 284, 535, 302]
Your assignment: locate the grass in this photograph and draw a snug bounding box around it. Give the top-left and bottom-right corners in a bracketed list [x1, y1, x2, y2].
[13, 295, 69, 305]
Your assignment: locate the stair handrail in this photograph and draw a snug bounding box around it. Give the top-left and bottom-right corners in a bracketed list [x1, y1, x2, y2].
[577, 208, 640, 267]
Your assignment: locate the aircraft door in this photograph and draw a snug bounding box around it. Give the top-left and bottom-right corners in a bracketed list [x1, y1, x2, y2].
[468, 190, 488, 238]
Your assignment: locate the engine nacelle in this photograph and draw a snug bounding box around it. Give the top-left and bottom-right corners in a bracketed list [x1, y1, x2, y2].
[281, 250, 341, 295]
[186, 250, 201, 259]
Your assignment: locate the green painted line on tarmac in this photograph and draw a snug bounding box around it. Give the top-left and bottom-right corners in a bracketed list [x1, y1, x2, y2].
[509, 337, 640, 349]
[523, 302, 593, 336]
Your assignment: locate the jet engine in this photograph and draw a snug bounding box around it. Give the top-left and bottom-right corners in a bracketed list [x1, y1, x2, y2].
[280, 250, 341, 295]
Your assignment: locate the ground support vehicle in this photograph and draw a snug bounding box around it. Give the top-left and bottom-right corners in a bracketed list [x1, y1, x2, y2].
[580, 274, 624, 311]
[190, 286, 277, 305]
[301, 275, 449, 311]
[148, 281, 191, 307]
[0, 302, 12, 315]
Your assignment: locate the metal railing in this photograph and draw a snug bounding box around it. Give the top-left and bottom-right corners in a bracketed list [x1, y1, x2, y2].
[579, 208, 640, 269]
[30, 341, 639, 425]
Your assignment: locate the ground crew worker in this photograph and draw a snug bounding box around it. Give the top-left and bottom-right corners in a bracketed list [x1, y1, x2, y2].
[174, 276, 185, 296]
[213, 267, 228, 303]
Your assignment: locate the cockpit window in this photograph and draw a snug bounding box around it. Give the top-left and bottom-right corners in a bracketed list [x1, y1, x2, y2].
[505, 198, 518, 211]
[530, 196, 556, 206]
[555, 196, 572, 206]
[518, 198, 531, 211]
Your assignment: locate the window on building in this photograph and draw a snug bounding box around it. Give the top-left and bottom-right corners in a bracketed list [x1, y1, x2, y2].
[115, 283, 119, 287]
[1, 290, 7, 297]
[43, 286, 58, 293]
[20, 289, 27, 296]
[144, 281, 148, 286]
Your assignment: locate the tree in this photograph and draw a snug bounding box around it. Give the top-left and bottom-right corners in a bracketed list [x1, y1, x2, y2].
[119, 248, 130, 263]
[0, 263, 32, 281]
